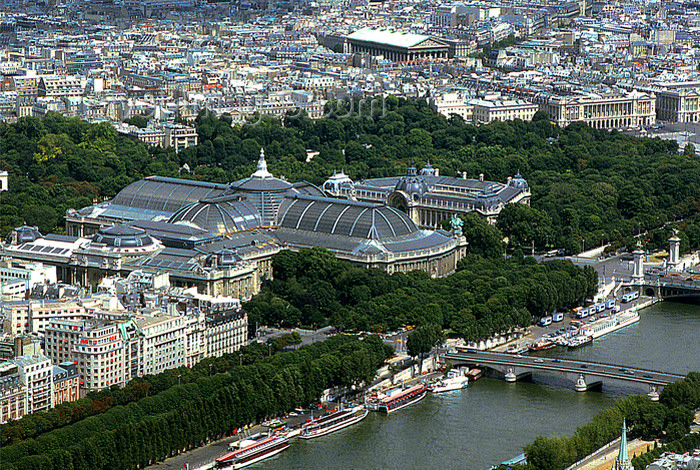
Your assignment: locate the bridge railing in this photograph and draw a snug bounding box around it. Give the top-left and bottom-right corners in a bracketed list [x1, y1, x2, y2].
[443, 351, 686, 379]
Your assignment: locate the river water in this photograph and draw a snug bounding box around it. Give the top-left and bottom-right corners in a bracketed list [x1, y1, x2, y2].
[262, 302, 700, 470]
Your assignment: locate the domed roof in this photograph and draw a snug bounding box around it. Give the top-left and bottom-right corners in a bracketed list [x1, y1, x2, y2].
[509, 171, 529, 189]
[168, 195, 261, 235]
[230, 148, 293, 192]
[395, 176, 429, 196]
[277, 195, 418, 239]
[395, 162, 429, 196]
[92, 225, 154, 248]
[419, 161, 437, 176]
[6, 226, 42, 245]
[111, 176, 229, 213]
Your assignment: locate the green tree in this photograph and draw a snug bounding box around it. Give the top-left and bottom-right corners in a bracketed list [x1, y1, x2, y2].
[406, 324, 444, 358]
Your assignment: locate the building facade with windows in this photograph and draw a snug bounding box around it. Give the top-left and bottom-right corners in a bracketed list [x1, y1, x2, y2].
[656, 87, 700, 123]
[52, 361, 79, 406]
[205, 309, 248, 358]
[323, 163, 531, 226]
[536, 90, 656, 129]
[0, 361, 26, 424]
[44, 319, 128, 397]
[14, 354, 53, 414]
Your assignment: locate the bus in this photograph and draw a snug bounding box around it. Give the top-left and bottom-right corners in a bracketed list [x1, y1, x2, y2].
[268, 421, 287, 432]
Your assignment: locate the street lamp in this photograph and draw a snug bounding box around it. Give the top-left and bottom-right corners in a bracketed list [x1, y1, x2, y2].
[209, 364, 213, 376]
[177, 374, 181, 386]
[239, 352, 243, 366]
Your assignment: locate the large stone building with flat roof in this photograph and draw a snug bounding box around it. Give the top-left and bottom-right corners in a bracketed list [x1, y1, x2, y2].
[346, 28, 449, 62]
[536, 89, 656, 129]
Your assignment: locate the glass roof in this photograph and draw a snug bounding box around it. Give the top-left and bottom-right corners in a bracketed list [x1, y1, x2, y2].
[277, 196, 417, 239]
[112, 176, 229, 213]
[168, 196, 262, 235]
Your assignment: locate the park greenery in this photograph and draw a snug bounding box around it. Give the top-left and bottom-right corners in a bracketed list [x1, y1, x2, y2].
[1, 334, 393, 470]
[514, 372, 700, 470]
[245, 246, 598, 339]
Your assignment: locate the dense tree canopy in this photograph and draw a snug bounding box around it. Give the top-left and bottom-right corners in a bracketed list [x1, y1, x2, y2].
[245, 247, 597, 341]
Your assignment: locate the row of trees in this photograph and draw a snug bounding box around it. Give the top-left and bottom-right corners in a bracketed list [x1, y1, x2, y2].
[517, 372, 700, 470]
[245, 246, 598, 339]
[1, 334, 393, 470]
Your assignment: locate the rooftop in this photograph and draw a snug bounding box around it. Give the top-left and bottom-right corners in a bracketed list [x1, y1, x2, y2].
[347, 28, 440, 48]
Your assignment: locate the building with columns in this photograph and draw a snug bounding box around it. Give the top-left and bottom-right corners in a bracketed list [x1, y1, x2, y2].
[536, 89, 656, 129]
[656, 87, 700, 123]
[346, 28, 449, 63]
[323, 163, 531, 226]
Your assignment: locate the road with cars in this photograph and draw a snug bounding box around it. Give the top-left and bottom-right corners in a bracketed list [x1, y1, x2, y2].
[442, 350, 686, 387]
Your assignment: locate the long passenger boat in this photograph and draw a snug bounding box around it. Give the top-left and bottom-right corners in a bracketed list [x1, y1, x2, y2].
[300, 405, 368, 439]
[375, 383, 428, 413]
[215, 435, 289, 469]
[579, 309, 639, 340]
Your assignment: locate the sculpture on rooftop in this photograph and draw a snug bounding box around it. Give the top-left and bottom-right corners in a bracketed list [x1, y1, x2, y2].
[450, 214, 463, 237]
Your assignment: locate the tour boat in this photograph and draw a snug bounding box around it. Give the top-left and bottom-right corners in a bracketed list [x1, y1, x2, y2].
[578, 310, 639, 340]
[529, 339, 556, 351]
[375, 383, 428, 413]
[429, 368, 469, 393]
[466, 368, 483, 381]
[215, 434, 289, 469]
[299, 405, 368, 439]
[566, 335, 592, 349]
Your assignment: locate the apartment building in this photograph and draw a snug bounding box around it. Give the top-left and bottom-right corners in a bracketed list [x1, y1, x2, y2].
[44, 309, 212, 395]
[52, 361, 79, 406]
[1, 300, 89, 336]
[37, 75, 83, 98]
[164, 124, 198, 153]
[14, 354, 53, 414]
[44, 319, 128, 397]
[134, 314, 187, 376]
[0, 260, 57, 299]
[205, 309, 248, 358]
[0, 361, 26, 424]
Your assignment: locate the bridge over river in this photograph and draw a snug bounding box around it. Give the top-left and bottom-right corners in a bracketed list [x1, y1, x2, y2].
[442, 350, 686, 400]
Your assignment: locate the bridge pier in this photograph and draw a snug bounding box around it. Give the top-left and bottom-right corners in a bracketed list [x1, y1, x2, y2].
[575, 374, 587, 392]
[505, 367, 516, 382]
[571, 373, 602, 392]
[648, 385, 659, 402]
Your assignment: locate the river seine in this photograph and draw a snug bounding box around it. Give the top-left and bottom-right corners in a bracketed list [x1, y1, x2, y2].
[262, 302, 700, 470]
